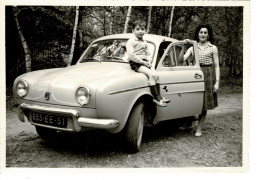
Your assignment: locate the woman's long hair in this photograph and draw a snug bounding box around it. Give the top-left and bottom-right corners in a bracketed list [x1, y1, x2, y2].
[194, 24, 214, 44]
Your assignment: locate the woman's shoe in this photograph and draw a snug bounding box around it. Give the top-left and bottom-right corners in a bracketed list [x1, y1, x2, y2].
[179, 121, 193, 130]
[195, 132, 202, 137]
[179, 126, 193, 130]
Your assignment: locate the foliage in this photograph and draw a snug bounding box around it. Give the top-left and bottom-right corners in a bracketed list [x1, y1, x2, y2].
[6, 6, 243, 86]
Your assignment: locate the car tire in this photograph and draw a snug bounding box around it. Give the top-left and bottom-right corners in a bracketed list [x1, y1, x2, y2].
[35, 126, 57, 140]
[124, 102, 145, 153]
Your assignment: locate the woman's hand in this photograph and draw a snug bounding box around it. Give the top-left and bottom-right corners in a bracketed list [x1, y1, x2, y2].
[213, 81, 219, 93]
[184, 39, 191, 43]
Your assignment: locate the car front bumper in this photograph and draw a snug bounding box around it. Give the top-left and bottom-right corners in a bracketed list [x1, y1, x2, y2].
[18, 103, 120, 132]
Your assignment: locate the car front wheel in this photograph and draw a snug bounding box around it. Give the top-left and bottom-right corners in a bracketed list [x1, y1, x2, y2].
[35, 126, 57, 140]
[124, 102, 145, 153]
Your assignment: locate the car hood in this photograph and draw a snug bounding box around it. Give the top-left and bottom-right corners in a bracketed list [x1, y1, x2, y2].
[15, 62, 148, 107]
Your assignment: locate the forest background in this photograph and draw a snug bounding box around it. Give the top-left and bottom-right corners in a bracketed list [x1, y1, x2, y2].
[5, 6, 243, 89]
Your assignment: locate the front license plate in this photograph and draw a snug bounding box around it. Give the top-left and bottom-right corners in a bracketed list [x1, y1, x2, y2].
[31, 112, 67, 128]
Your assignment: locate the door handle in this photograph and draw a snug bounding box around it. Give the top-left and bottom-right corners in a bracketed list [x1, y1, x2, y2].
[194, 73, 202, 79]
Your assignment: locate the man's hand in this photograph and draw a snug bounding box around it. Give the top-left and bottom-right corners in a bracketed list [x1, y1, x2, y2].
[146, 61, 152, 68]
[142, 60, 151, 68]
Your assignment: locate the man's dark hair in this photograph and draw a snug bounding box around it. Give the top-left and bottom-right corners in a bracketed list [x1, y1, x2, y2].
[194, 24, 214, 43]
[131, 19, 147, 30]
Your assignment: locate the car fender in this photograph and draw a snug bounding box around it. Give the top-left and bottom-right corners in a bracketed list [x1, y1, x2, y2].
[96, 80, 152, 133]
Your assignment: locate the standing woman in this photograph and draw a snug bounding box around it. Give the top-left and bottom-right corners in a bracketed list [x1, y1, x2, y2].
[184, 24, 220, 136]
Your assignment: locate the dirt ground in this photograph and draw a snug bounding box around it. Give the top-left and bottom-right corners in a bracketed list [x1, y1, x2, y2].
[5, 91, 243, 168]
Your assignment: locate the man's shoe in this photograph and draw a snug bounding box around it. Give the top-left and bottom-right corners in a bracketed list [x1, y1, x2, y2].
[153, 99, 167, 107]
[162, 97, 170, 103]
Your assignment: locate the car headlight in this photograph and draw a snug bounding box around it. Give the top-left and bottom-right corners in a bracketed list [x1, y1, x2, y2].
[76, 87, 91, 106]
[16, 80, 28, 98]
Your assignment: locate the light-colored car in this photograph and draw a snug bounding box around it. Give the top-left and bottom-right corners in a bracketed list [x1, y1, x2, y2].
[13, 33, 204, 152]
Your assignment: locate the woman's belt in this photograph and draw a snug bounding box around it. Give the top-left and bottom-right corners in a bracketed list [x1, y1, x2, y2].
[200, 64, 212, 67]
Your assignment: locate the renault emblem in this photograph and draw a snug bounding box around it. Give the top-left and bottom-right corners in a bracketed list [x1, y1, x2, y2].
[45, 92, 51, 100]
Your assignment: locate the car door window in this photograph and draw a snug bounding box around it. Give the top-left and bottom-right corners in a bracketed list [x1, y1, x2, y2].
[157, 41, 200, 71]
[160, 43, 196, 68]
[155, 41, 172, 68]
[178, 44, 196, 66]
[162, 47, 176, 67]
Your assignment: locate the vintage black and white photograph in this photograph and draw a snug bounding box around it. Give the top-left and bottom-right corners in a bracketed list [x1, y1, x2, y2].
[2, 0, 251, 173]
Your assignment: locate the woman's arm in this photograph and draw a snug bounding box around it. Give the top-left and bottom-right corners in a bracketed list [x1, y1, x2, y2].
[213, 45, 220, 92]
[183, 47, 193, 62]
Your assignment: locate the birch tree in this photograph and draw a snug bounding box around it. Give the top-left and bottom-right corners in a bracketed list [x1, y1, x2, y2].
[13, 6, 32, 72]
[67, 6, 79, 66]
[124, 6, 132, 33]
[168, 6, 175, 37]
[147, 6, 152, 34]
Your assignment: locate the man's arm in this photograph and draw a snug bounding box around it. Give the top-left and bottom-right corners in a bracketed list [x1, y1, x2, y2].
[144, 42, 152, 62]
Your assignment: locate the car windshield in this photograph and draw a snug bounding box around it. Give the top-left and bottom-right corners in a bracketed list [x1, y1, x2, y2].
[80, 39, 155, 63]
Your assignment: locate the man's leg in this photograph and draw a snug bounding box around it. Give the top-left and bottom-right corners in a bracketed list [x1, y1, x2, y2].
[137, 66, 156, 85]
[137, 66, 166, 107]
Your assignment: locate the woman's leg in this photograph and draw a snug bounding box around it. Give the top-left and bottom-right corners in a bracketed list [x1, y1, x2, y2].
[195, 110, 207, 137]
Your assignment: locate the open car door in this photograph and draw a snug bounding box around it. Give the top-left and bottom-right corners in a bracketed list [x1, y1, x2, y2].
[154, 41, 204, 123]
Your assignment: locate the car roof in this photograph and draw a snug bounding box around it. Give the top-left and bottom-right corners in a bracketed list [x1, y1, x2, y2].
[93, 33, 179, 45]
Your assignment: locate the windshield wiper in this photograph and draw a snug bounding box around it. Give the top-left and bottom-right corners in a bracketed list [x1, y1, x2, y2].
[107, 56, 123, 61]
[81, 58, 101, 63]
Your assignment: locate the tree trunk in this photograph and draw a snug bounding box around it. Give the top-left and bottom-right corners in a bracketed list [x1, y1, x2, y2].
[155, 7, 159, 34]
[103, 8, 107, 36]
[224, 7, 243, 77]
[147, 6, 152, 34]
[163, 7, 166, 36]
[203, 7, 208, 23]
[168, 6, 175, 37]
[224, 7, 233, 74]
[78, 7, 84, 55]
[78, 28, 83, 54]
[13, 7, 31, 72]
[67, 6, 79, 66]
[109, 7, 114, 35]
[124, 6, 132, 33]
